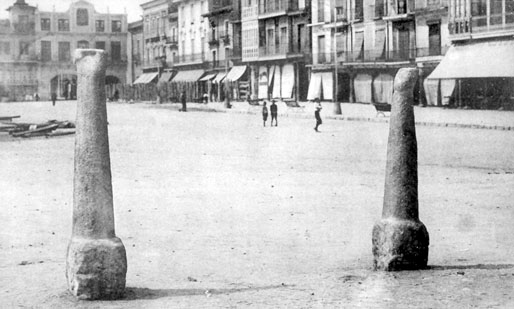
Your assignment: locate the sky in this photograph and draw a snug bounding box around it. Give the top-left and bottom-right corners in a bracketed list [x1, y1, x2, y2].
[0, 0, 146, 22]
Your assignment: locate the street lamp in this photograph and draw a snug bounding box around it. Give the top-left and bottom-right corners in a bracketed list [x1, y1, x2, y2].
[333, 8, 342, 115]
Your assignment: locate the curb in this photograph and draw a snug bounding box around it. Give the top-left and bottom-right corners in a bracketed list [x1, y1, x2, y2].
[148, 103, 514, 132]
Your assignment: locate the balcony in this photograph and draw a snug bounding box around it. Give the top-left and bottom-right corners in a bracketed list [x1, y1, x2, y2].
[219, 30, 231, 45]
[208, 36, 220, 48]
[414, 0, 448, 12]
[176, 53, 205, 65]
[12, 22, 35, 34]
[259, 0, 291, 18]
[384, 0, 416, 21]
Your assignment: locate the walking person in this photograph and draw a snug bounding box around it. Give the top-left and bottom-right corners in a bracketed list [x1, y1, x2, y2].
[262, 101, 269, 127]
[270, 100, 278, 126]
[51, 92, 57, 106]
[180, 90, 187, 112]
[314, 98, 322, 132]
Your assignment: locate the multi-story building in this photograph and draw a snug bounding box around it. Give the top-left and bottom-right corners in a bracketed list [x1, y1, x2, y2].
[136, 0, 178, 85]
[241, 0, 311, 102]
[128, 20, 144, 84]
[427, 0, 514, 109]
[203, 0, 245, 102]
[309, 0, 451, 107]
[0, 0, 128, 101]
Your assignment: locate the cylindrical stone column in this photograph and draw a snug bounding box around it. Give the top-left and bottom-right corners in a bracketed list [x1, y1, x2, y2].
[372, 68, 429, 271]
[66, 49, 127, 299]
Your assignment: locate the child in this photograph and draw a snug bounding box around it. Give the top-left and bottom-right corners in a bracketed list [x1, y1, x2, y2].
[314, 98, 322, 132]
[262, 101, 269, 127]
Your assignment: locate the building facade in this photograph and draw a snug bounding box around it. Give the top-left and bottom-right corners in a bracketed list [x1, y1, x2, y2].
[0, 0, 128, 101]
[427, 0, 514, 109]
[308, 0, 451, 106]
[241, 0, 311, 102]
[128, 20, 144, 84]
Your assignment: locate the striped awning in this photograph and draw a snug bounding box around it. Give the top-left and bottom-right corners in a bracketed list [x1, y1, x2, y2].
[133, 72, 159, 84]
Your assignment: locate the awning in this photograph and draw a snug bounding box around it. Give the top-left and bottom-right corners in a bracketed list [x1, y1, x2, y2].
[320, 72, 333, 101]
[133, 72, 158, 84]
[281, 64, 295, 99]
[171, 70, 205, 82]
[213, 72, 227, 83]
[225, 66, 247, 82]
[258, 66, 269, 99]
[272, 65, 282, 99]
[373, 73, 394, 103]
[307, 73, 322, 100]
[200, 73, 217, 81]
[354, 74, 372, 103]
[158, 71, 174, 83]
[423, 78, 439, 106]
[428, 40, 514, 79]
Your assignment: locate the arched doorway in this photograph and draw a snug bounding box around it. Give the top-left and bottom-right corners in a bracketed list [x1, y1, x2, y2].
[50, 74, 77, 100]
[105, 75, 120, 100]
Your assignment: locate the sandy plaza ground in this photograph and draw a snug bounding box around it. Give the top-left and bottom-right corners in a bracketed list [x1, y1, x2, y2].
[1, 101, 514, 308]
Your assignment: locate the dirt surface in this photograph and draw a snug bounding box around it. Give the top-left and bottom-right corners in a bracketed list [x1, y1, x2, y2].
[1, 101, 514, 308]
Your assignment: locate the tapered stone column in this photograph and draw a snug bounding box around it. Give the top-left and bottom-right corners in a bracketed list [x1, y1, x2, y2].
[66, 49, 127, 299]
[372, 68, 429, 271]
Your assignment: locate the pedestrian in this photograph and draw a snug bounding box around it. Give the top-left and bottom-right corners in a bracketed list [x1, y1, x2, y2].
[262, 101, 269, 127]
[51, 92, 57, 106]
[203, 92, 209, 104]
[180, 90, 187, 112]
[314, 98, 322, 132]
[270, 100, 278, 126]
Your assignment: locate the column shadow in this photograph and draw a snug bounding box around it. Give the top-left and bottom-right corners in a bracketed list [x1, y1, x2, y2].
[123, 284, 291, 301]
[428, 264, 514, 271]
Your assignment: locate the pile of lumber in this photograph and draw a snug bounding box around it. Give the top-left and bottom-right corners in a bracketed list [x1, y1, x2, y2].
[0, 119, 75, 138]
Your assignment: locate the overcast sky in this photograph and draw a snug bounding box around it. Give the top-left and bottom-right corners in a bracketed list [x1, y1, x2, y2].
[0, 0, 146, 22]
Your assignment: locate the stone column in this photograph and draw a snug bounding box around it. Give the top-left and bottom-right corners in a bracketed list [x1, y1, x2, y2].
[372, 68, 429, 271]
[66, 49, 127, 300]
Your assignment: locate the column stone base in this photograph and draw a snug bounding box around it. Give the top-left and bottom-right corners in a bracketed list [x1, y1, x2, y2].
[66, 237, 127, 300]
[372, 218, 429, 271]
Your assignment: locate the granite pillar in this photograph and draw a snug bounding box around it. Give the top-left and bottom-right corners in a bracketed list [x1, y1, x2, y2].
[372, 68, 429, 271]
[66, 49, 127, 299]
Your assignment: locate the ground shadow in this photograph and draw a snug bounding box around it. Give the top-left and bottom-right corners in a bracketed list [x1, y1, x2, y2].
[123, 284, 291, 301]
[428, 264, 514, 271]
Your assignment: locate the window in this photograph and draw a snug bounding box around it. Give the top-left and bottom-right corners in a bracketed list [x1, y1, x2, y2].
[191, 37, 195, 55]
[58, 19, 70, 31]
[41, 41, 51, 61]
[95, 20, 105, 32]
[375, 0, 384, 18]
[112, 20, 122, 32]
[471, 0, 487, 27]
[490, 0, 503, 25]
[58, 41, 71, 61]
[355, 0, 363, 20]
[508, 1, 514, 23]
[111, 41, 121, 61]
[190, 4, 194, 23]
[95, 41, 105, 50]
[40, 18, 50, 31]
[77, 40, 89, 49]
[428, 23, 441, 56]
[19, 42, 30, 56]
[318, 35, 325, 63]
[317, 0, 325, 22]
[0, 42, 10, 55]
[76, 8, 89, 26]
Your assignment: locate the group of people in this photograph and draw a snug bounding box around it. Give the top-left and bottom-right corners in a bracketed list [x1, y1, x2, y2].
[261, 98, 323, 132]
[261, 100, 278, 127]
